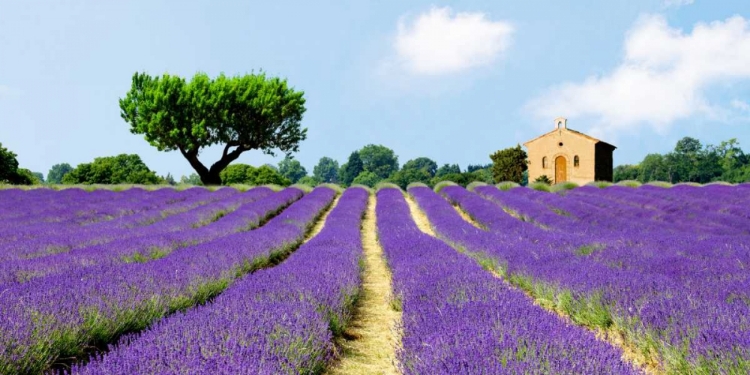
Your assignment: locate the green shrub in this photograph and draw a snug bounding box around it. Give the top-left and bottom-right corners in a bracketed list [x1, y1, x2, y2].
[433, 180, 458, 193]
[615, 180, 641, 188]
[496, 181, 520, 191]
[529, 182, 551, 192]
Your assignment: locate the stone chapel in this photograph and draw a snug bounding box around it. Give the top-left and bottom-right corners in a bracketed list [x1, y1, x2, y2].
[524, 117, 616, 185]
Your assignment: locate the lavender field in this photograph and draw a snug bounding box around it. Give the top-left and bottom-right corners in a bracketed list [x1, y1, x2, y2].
[0, 183, 749, 374]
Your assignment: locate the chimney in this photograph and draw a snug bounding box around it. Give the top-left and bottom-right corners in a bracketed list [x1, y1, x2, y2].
[554, 117, 567, 130]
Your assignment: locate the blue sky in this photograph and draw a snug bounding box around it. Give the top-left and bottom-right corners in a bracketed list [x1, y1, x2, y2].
[1, 0, 749, 178]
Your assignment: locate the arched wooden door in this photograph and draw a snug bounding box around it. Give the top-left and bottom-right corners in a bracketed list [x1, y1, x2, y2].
[555, 156, 567, 183]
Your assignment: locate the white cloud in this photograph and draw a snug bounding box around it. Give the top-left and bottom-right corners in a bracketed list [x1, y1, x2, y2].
[525, 14, 750, 134]
[663, 0, 694, 8]
[391, 7, 514, 75]
[731, 99, 750, 111]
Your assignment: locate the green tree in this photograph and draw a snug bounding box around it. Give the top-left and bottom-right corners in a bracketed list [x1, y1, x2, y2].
[639, 154, 669, 182]
[402, 157, 438, 177]
[431, 172, 469, 187]
[313, 157, 339, 183]
[278, 156, 307, 183]
[389, 168, 432, 189]
[296, 175, 320, 186]
[32, 172, 44, 183]
[120, 72, 307, 185]
[359, 145, 398, 179]
[339, 152, 364, 186]
[490, 145, 527, 183]
[163, 173, 176, 185]
[254, 165, 291, 186]
[352, 171, 381, 187]
[0, 142, 34, 184]
[466, 168, 494, 184]
[467, 163, 492, 173]
[180, 173, 203, 185]
[436, 164, 461, 177]
[219, 164, 256, 185]
[613, 164, 640, 182]
[62, 154, 161, 185]
[47, 163, 73, 184]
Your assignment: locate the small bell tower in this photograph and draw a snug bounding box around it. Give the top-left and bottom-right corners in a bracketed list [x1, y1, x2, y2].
[554, 117, 567, 130]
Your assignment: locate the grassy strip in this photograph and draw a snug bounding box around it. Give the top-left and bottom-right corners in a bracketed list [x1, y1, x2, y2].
[327, 195, 402, 375]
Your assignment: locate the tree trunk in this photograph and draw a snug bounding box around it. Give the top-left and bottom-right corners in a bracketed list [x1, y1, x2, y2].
[180, 144, 249, 186]
[199, 170, 222, 186]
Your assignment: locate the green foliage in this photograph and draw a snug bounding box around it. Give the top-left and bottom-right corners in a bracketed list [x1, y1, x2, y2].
[496, 181, 520, 191]
[534, 175, 552, 184]
[530, 182, 551, 192]
[467, 163, 492, 173]
[219, 164, 290, 186]
[613, 164, 640, 182]
[351, 171, 380, 188]
[296, 175, 320, 187]
[436, 163, 461, 177]
[339, 152, 363, 187]
[162, 173, 176, 185]
[618, 137, 750, 184]
[254, 165, 291, 186]
[312, 157, 339, 183]
[433, 180, 458, 193]
[62, 154, 160, 185]
[120, 72, 306, 185]
[550, 181, 579, 192]
[389, 168, 432, 189]
[403, 157, 438, 177]
[220, 164, 256, 185]
[616, 180, 641, 187]
[31, 172, 44, 183]
[430, 173, 469, 187]
[358, 144, 399, 179]
[180, 173, 203, 185]
[0, 142, 35, 184]
[490, 145, 528, 184]
[278, 156, 307, 183]
[465, 168, 494, 184]
[47, 163, 73, 184]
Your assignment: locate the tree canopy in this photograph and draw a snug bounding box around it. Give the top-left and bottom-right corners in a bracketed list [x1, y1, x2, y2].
[219, 164, 290, 186]
[47, 163, 74, 184]
[359, 145, 399, 180]
[352, 171, 380, 188]
[402, 157, 438, 177]
[436, 164, 461, 177]
[613, 137, 750, 184]
[313, 157, 339, 183]
[278, 156, 307, 183]
[490, 145, 528, 183]
[339, 152, 363, 187]
[120, 72, 306, 185]
[0, 142, 37, 185]
[62, 154, 161, 185]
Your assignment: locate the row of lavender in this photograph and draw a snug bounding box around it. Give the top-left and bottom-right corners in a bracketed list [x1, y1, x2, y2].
[69, 187, 368, 374]
[378, 188, 639, 374]
[0, 187, 246, 261]
[0, 188, 301, 289]
[429, 184, 750, 373]
[0, 187, 335, 374]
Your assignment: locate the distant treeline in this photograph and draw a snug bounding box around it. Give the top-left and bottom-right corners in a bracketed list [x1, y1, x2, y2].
[614, 137, 750, 184]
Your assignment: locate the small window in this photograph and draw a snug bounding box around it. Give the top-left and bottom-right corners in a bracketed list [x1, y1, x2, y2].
[542, 157, 547, 168]
[574, 155, 580, 167]
[558, 142, 564, 147]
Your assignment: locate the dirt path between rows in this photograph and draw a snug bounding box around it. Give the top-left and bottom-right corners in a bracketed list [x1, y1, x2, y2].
[327, 195, 402, 375]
